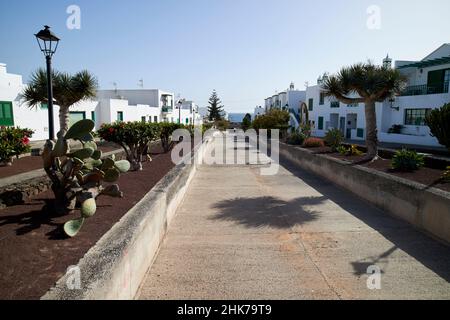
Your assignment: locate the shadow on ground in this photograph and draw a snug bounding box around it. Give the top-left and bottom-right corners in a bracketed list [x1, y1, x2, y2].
[279, 157, 450, 283]
[211, 196, 325, 229]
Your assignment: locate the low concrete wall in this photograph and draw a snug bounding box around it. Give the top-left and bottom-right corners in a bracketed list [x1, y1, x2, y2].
[42, 140, 210, 300]
[280, 143, 450, 245]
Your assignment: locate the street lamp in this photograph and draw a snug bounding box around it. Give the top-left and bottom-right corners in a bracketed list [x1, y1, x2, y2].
[35, 25, 60, 141]
[176, 99, 184, 124]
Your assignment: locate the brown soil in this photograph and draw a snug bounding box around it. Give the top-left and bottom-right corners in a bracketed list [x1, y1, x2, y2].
[364, 158, 450, 192]
[327, 153, 450, 192]
[0, 145, 176, 300]
[302, 146, 333, 154]
[0, 143, 121, 179]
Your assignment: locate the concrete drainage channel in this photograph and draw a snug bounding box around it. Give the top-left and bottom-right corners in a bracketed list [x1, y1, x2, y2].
[42, 139, 211, 300]
[279, 142, 450, 245]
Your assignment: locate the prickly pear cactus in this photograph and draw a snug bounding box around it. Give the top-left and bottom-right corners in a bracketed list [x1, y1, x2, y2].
[41, 119, 130, 237]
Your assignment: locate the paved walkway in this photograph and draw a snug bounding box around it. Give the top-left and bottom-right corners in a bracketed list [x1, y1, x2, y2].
[138, 135, 450, 300]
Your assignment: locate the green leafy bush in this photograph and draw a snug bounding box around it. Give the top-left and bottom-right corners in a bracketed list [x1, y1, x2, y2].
[41, 119, 130, 237]
[287, 131, 306, 146]
[425, 103, 450, 151]
[303, 137, 325, 148]
[98, 122, 160, 171]
[324, 128, 344, 151]
[159, 123, 184, 152]
[391, 149, 424, 172]
[441, 166, 450, 182]
[337, 144, 364, 156]
[0, 127, 34, 165]
[252, 109, 290, 138]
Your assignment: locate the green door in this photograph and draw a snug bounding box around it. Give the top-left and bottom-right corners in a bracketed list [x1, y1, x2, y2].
[69, 112, 86, 127]
[318, 117, 324, 130]
[0, 101, 14, 126]
[117, 111, 124, 122]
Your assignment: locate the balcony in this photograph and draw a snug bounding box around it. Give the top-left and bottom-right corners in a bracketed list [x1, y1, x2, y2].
[399, 81, 449, 96]
[162, 107, 173, 113]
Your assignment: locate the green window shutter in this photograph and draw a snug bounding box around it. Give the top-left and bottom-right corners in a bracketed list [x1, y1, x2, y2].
[40, 103, 48, 110]
[186, 118, 189, 124]
[319, 93, 325, 105]
[117, 112, 124, 122]
[0, 102, 15, 126]
[91, 111, 96, 122]
[357, 128, 364, 138]
[331, 101, 340, 108]
[308, 99, 314, 111]
[318, 117, 324, 130]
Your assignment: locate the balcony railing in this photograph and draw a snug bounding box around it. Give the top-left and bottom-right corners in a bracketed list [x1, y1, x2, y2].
[400, 81, 449, 96]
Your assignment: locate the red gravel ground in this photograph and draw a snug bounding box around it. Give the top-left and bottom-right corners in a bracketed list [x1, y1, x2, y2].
[0, 142, 121, 179]
[0, 146, 176, 300]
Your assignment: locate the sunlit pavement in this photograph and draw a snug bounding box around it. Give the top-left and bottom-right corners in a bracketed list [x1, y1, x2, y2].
[138, 134, 450, 300]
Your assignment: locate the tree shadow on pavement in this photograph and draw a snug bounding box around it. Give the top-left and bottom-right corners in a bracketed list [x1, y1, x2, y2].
[211, 196, 325, 229]
[280, 157, 450, 283]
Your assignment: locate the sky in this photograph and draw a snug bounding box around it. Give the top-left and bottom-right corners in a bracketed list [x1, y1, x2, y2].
[1, 0, 449, 113]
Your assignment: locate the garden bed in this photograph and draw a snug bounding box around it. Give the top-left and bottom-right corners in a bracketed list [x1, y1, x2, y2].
[0, 142, 121, 180]
[327, 153, 450, 192]
[0, 144, 175, 300]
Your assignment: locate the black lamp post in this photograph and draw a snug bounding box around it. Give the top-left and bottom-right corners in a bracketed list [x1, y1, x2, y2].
[35, 25, 60, 141]
[177, 99, 183, 124]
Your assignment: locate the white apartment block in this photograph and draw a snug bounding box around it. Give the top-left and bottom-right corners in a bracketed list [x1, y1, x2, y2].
[0, 64, 202, 141]
[304, 44, 450, 148]
[261, 44, 449, 148]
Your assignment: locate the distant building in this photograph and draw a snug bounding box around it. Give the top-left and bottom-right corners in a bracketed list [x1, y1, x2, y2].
[0, 64, 201, 141]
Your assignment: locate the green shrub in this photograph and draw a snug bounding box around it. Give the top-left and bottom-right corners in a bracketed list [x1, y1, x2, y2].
[303, 137, 325, 148]
[159, 122, 184, 152]
[425, 103, 450, 151]
[98, 122, 160, 171]
[324, 128, 344, 151]
[442, 166, 450, 182]
[391, 149, 424, 172]
[287, 131, 306, 146]
[252, 109, 290, 138]
[0, 127, 34, 165]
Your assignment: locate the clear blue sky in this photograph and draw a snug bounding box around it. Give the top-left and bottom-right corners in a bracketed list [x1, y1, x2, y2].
[1, 0, 449, 113]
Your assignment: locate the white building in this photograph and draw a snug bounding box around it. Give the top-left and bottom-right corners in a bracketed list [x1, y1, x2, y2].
[253, 106, 265, 120]
[0, 64, 201, 141]
[305, 45, 450, 148]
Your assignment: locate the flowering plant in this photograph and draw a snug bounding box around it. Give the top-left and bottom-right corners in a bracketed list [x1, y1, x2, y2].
[0, 127, 34, 165]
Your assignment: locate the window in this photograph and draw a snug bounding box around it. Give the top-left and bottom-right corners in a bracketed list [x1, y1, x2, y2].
[318, 117, 324, 130]
[40, 103, 48, 110]
[308, 98, 314, 111]
[404, 109, 430, 126]
[141, 116, 146, 122]
[186, 118, 189, 124]
[154, 116, 158, 123]
[0, 101, 14, 126]
[347, 102, 359, 108]
[357, 128, 365, 138]
[117, 111, 124, 122]
[91, 111, 96, 122]
[69, 112, 86, 127]
[319, 92, 325, 105]
[331, 101, 340, 108]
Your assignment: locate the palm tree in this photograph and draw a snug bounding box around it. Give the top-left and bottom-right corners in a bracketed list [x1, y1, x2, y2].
[22, 69, 98, 139]
[322, 62, 406, 161]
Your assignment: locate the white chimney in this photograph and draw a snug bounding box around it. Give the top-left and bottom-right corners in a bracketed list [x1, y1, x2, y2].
[0, 63, 7, 75]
